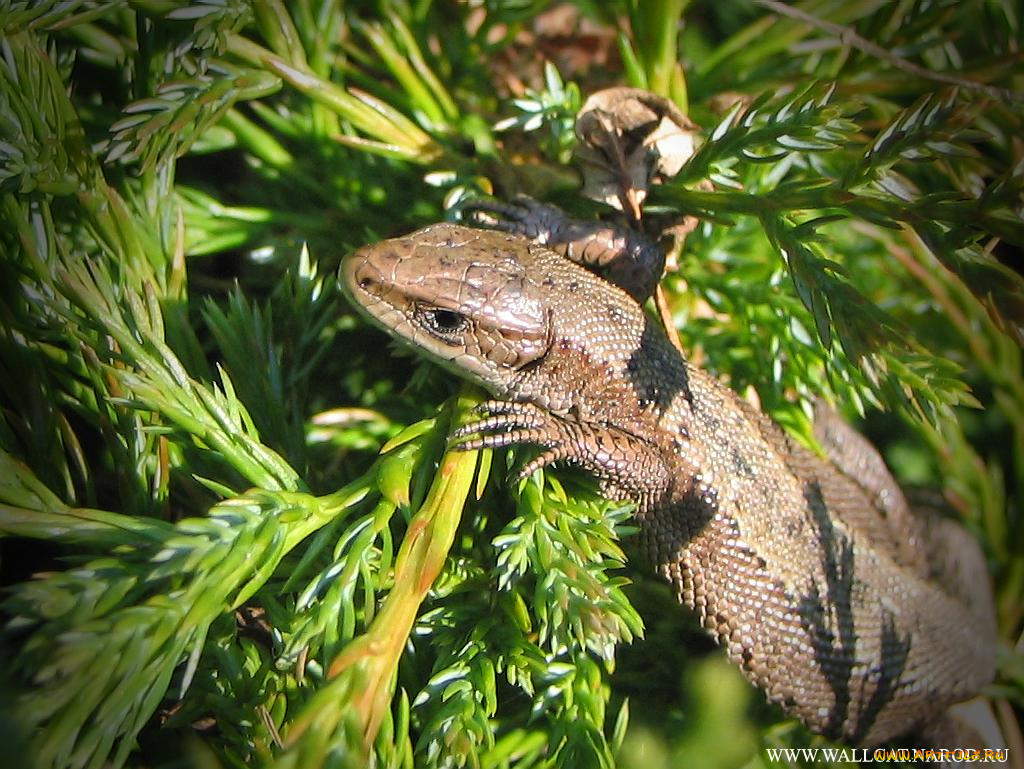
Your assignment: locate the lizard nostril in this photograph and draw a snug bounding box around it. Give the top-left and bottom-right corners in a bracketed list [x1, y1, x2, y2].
[341, 252, 382, 297]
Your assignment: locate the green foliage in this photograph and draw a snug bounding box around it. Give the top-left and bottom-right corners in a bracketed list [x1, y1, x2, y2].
[657, 82, 1016, 428]
[494, 62, 581, 164]
[1, 2, 1021, 769]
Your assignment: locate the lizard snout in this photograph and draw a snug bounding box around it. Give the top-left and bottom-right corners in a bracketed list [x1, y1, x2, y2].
[340, 245, 392, 301]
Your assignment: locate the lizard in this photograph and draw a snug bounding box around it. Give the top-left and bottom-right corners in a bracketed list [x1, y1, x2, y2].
[339, 199, 997, 748]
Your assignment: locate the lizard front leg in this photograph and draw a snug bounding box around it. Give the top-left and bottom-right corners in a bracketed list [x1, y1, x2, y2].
[450, 399, 685, 504]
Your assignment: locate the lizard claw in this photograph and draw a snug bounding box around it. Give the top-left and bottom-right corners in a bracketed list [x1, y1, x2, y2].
[515, 446, 570, 481]
[461, 196, 558, 242]
[450, 399, 570, 479]
[471, 399, 546, 418]
[450, 400, 554, 452]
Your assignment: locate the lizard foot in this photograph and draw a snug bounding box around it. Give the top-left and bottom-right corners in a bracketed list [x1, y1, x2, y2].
[462, 196, 662, 302]
[462, 196, 568, 244]
[451, 400, 671, 493]
[450, 400, 574, 482]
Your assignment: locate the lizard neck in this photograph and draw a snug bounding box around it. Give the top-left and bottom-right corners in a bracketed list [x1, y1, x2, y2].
[506, 308, 695, 438]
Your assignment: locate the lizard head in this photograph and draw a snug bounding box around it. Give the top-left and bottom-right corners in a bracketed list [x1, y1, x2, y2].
[341, 223, 555, 393]
[341, 222, 666, 421]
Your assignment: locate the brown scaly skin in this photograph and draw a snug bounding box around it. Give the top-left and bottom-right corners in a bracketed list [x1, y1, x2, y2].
[340, 210, 996, 747]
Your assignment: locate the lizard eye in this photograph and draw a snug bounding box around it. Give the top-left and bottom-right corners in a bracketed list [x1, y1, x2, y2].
[416, 305, 471, 343]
